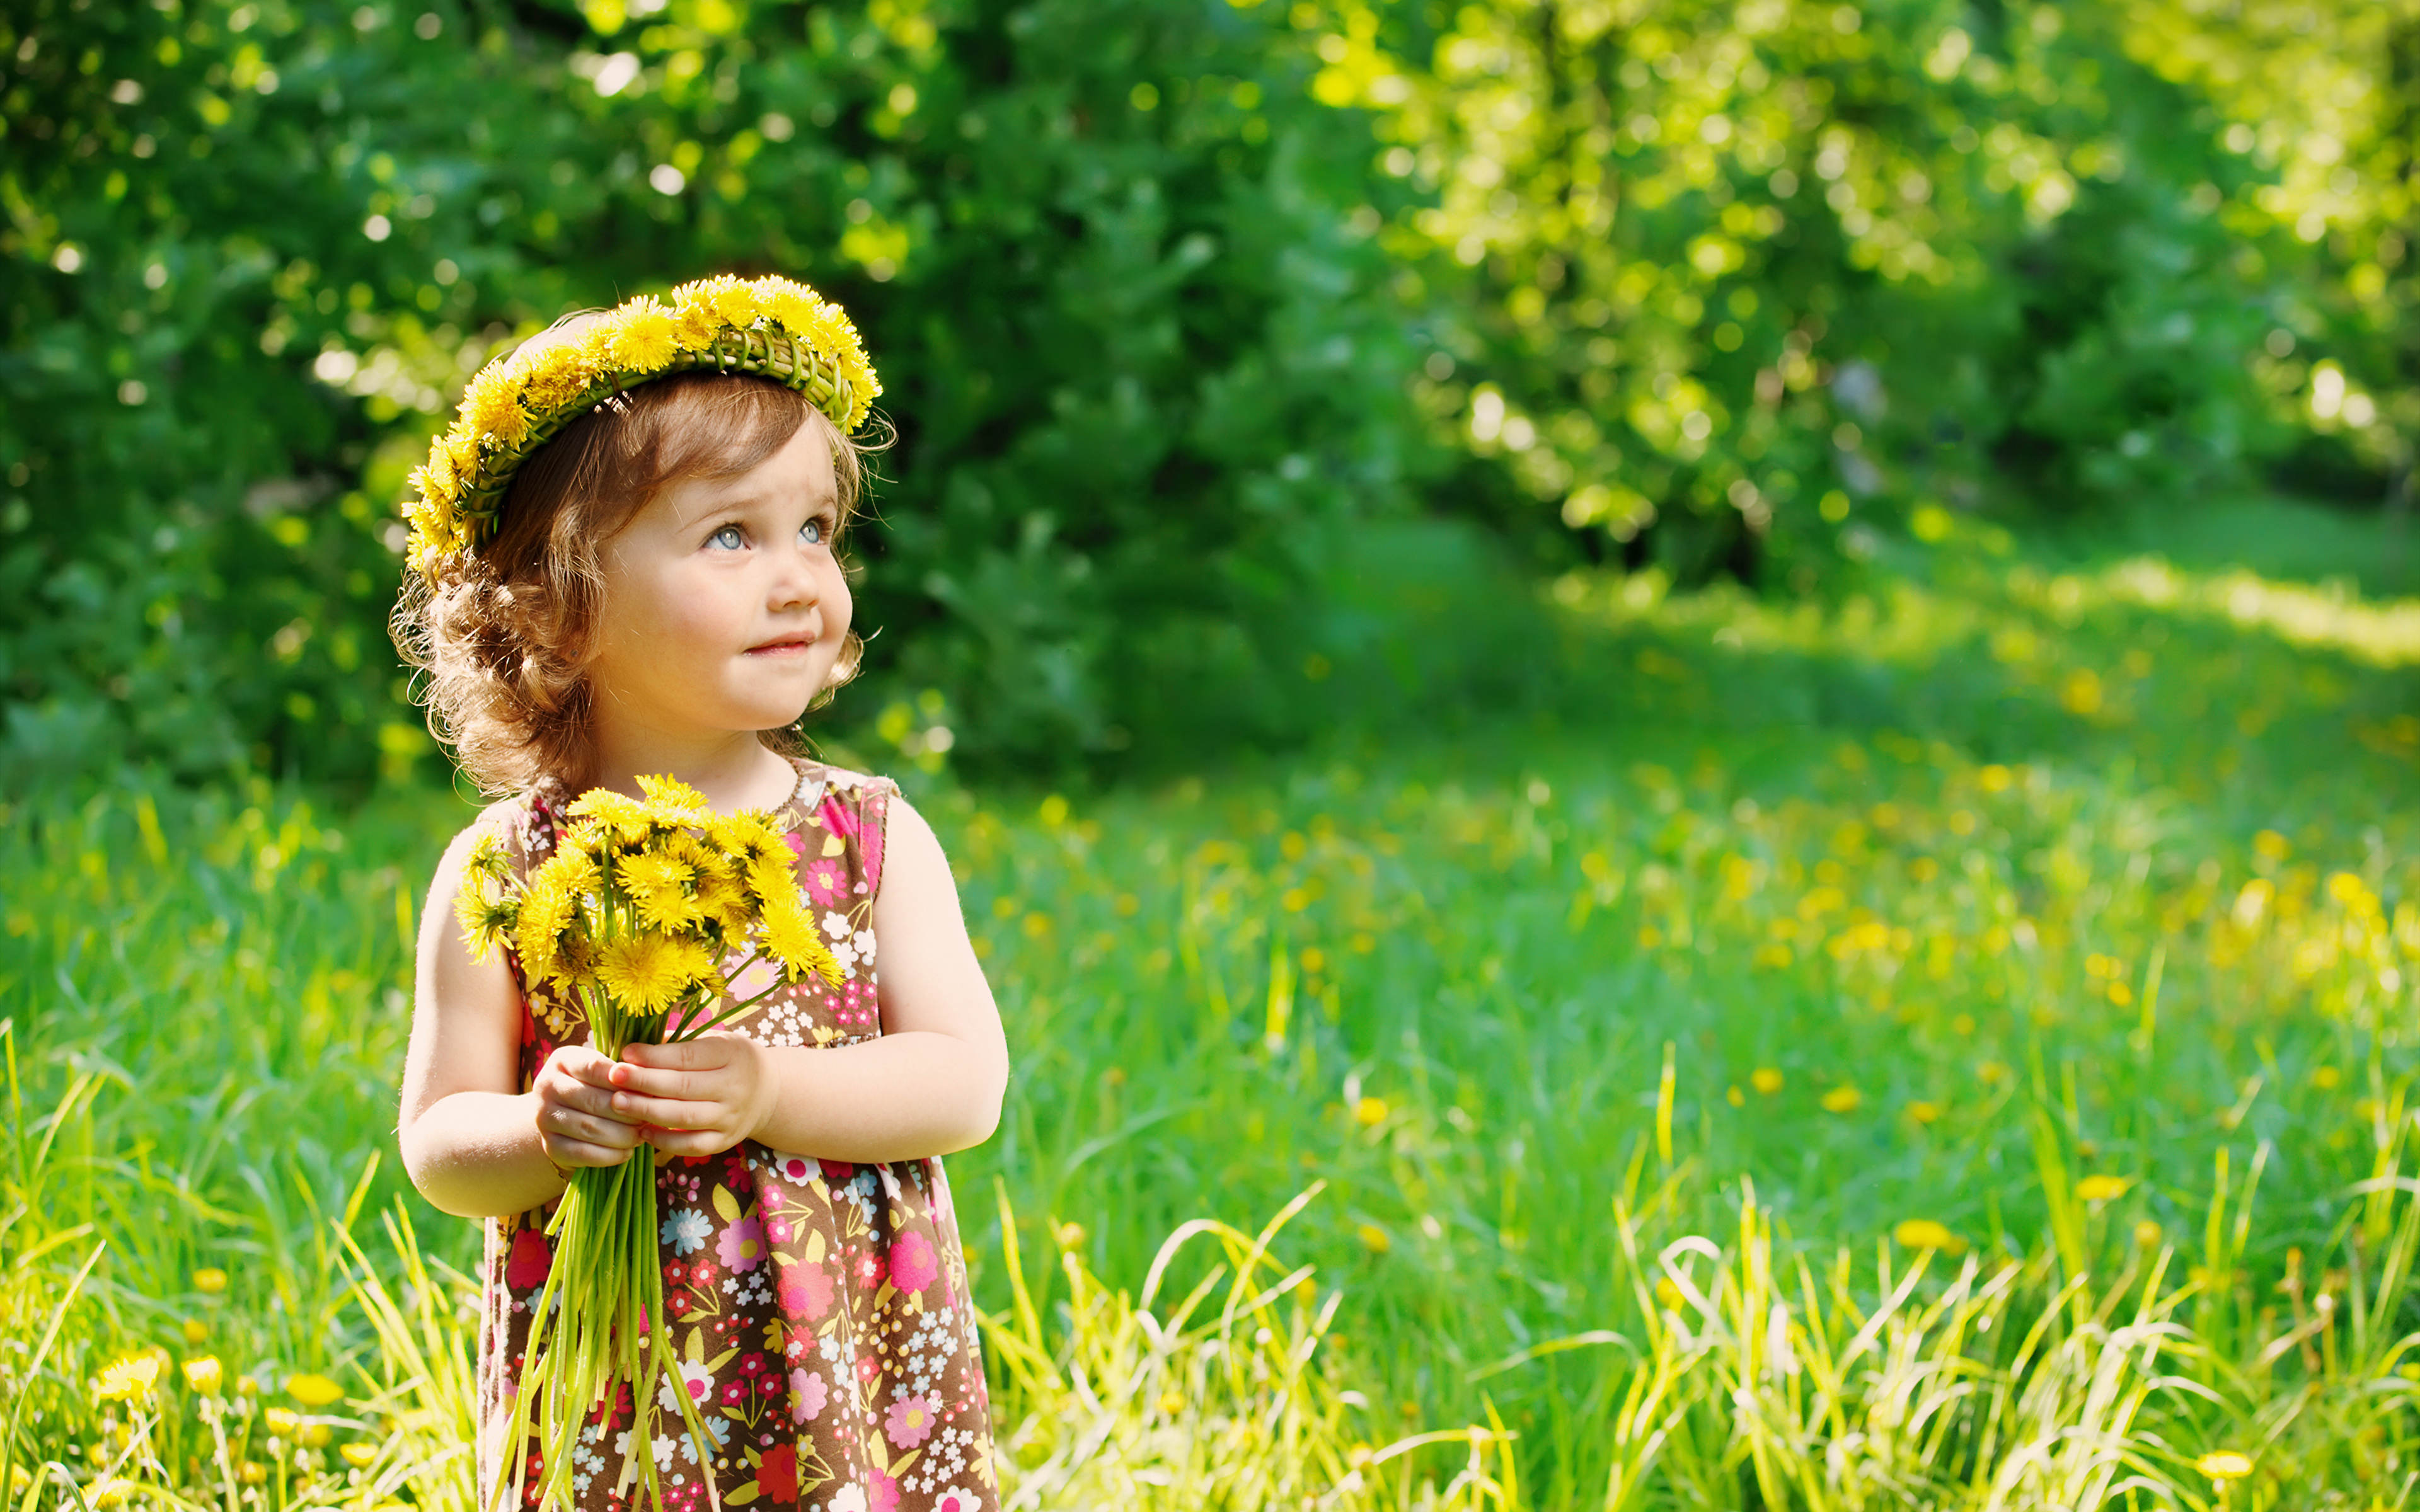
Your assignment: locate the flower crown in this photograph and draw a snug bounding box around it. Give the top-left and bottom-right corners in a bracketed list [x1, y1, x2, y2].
[403, 273, 880, 581]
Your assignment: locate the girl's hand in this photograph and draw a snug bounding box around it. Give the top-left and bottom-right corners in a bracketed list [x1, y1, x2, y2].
[532, 1045, 648, 1169]
[607, 1033, 773, 1158]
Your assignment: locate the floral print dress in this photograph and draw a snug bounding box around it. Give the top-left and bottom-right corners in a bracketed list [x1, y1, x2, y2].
[476, 760, 997, 1512]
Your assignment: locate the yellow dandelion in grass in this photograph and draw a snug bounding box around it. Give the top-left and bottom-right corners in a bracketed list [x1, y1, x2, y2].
[1819, 1085, 1862, 1114]
[608, 299, 681, 371]
[594, 931, 712, 1012]
[2312, 1064, 2342, 1090]
[340, 1444, 377, 1469]
[2195, 1450, 2252, 1481]
[2135, 1220, 2164, 1249]
[1750, 1067, 1783, 1096]
[182, 1356, 223, 1395]
[89, 1479, 137, 1508]
[1893, 1218, 1966, 1254]
[193, 1266, 228, 1294]
[263, 1406, 299, 1438]
[1907, 1100, 1944, 1125]
[1356, 1223, 1391, 1254]
[1355, 1096, 1388, 1126]
[182, 1318, 208, 1344]
[94, 1353, 162, 1402]
[2075, 1174, 2131, 1202]
[285, 1372, 343, 1407]
[763, 900, 844, 987]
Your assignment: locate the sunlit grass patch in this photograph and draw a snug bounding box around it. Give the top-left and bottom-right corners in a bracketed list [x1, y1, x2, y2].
[7, 539, 2420, 1506]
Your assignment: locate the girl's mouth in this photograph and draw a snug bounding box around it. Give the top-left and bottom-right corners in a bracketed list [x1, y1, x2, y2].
[746, 638, 814, 656]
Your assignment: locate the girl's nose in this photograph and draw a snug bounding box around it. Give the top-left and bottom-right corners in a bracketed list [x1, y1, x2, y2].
[771, 539, 821, 610]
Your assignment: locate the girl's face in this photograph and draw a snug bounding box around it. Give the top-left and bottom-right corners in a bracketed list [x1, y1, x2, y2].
[588, 416, 852, 743]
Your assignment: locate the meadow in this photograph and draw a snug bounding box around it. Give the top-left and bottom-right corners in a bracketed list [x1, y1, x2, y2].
[5, 504, 2419, 1511]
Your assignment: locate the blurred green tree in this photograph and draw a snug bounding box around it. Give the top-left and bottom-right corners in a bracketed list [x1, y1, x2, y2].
[1328, 0, 2307, 587]
[1, 0, 1427, 787]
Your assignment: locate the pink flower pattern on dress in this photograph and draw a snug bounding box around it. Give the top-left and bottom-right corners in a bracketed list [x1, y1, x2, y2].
[475, 761, 996, 1512]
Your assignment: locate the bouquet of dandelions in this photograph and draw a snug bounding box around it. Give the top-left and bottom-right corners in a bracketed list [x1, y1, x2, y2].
[456, 775, 843, 1512]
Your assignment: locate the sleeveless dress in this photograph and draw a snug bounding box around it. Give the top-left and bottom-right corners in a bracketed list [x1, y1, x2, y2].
[475, 759, 998, 1512]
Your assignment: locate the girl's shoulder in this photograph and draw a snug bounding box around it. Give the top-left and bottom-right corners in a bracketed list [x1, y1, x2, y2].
[803, 759, 897, 798]
[437, 792, 551, 876]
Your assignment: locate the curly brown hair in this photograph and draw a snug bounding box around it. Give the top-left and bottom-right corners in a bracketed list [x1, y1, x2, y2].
[390, 343, 875, 802]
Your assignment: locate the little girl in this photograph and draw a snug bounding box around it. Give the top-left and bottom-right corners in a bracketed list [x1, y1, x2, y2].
[391, 275, 1006, 1512]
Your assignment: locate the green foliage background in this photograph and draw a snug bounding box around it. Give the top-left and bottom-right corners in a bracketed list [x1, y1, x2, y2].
[3, 0, 2413, 786]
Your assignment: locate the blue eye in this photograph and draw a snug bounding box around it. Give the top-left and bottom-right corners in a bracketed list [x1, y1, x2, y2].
[708, 524, 744, 551]
[800, 519, 826, 546]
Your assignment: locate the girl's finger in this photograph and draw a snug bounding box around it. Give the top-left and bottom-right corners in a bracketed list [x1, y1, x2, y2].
[644, 1128, 728, 1158]
[610, 1091, 717, 1129]
[609, 1063, 705, 1101]
[545, 1136, 635, 1169]
[544, 1104, 643, 1149]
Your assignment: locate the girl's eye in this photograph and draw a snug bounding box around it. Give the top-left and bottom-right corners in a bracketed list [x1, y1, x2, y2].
[708, 524, 745, 551]
[800, 519, 826, 546]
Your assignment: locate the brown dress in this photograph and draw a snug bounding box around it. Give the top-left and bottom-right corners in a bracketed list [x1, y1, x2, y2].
[475, 759, 998, 1512]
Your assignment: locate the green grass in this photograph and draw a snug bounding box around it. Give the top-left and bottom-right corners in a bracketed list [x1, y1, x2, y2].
[8, 512, 2420, 1509]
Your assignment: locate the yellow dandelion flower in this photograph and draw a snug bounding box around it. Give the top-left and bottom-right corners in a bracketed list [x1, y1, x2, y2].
[2195, 1450, 2252, 1481]
[617, 849, 691, 898]
[182, 1356, 224, 1395]
[517, 342, 596, 411]
[1892, 1218, 1964, 1253]
[89, 1479, 137, 1508]
[1819, 1086, 1862, 1114]
[711, 278, 764, 329]
[1356, 1222, 1391, 1254]
[696, 870, 752, 934]
[595, 931, 712, 1012]
[2075, 1174, 2131, 1202]
[408, 465, 452, 512]
[455, 877, 518, 964]
[763, 899, 844, 987]
[1354, 1096, 1388, 1126]
[706, 810, 788, 861]
[460, 367, 531, 448]
[464, 831, 512, 883]
[764, 281, 824, 339]
[569, 786, 656, 838]
[514, 871, 578, 979]
[608, 299, 681, 372]
[1750, 1067, 1784, 1096]
[94, 1353, 163, 1402]
[285, 1372, 342, 1407]
[424, 447, 458, 498]
[193, 1266, 229, 1294]
[340, 1445, 377, 1469]
[635, 772, 714, 823]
